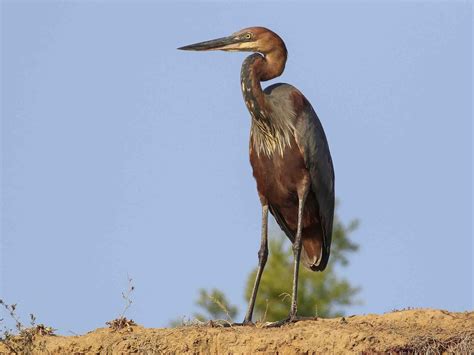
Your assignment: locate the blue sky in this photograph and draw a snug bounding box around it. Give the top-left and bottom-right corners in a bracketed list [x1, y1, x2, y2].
[1, 1, 472, 334]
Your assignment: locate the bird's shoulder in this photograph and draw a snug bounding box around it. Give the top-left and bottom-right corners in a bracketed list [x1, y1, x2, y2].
[263, 82, 297, 96]
[263, 83, 303, 107]
[263, 83, 309, 122]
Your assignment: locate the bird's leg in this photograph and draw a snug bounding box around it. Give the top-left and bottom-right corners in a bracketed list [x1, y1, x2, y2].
[289, 191, 307, 320]
[264, 185, 308, 328]
[243, 203, 269, 325]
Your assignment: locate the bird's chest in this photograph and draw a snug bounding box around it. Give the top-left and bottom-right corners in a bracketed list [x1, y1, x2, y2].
[249, 136, 308, 207]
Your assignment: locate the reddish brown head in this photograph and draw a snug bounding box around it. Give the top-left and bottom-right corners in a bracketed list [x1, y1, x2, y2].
[179, 27, 287, 80]
[179, 27, 285, 53]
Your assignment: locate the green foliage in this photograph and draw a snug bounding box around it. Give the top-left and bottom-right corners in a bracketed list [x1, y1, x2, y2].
[244, 208, 360, 321]
[193, 288, 238, 322]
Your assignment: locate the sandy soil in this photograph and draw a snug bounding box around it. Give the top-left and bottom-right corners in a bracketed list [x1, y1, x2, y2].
[1, 308, 472, 354]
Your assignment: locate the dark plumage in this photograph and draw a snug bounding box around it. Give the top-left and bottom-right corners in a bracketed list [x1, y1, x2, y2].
[179, 27, 335, 326]
[253, 83, 334, 272]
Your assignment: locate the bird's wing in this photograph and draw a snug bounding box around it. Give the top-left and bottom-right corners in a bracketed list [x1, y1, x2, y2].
[294, 99, 335, 270]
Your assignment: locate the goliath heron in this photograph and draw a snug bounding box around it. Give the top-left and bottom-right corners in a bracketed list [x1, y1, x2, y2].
[179, 27, 335, 326]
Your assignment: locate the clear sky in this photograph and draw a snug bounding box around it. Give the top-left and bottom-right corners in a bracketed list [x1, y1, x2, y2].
[1, 1, 472, 334]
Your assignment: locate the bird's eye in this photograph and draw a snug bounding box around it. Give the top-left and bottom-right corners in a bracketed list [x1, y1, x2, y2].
[245, 33, 252, 40]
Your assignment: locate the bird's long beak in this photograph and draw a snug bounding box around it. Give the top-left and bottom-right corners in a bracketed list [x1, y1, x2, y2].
[178, 35, 240, 51]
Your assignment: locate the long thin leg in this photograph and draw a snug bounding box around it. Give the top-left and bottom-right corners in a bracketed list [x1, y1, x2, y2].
[243, 203, 269, 324]
[289, 192, 307, 319]
[263, 189, 308, 328]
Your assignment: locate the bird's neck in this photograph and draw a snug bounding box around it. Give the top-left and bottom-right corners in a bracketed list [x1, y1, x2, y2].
[240, 51, 286, 122]
[240, 54, 267, 123]
[241, 51, 293, 157]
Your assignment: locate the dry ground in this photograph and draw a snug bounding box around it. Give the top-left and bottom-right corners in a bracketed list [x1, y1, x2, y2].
[1, 308, 472, 354]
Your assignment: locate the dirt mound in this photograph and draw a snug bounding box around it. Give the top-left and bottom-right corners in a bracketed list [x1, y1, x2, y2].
[1, 309, 472, 354]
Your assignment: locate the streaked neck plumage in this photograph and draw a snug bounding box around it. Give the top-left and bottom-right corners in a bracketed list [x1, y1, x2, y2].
[240, 49, 295, 157]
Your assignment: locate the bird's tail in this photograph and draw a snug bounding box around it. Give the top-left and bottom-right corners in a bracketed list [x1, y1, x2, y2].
[301, 235, 329, 271]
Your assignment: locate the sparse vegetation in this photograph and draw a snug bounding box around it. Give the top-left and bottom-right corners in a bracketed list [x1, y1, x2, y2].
[193, 289, 238, 323]
[388, 329, 474, 354]
[0, 299, 55, 354]
[170, 289, 238, 327]
[105, 275, 137, 331]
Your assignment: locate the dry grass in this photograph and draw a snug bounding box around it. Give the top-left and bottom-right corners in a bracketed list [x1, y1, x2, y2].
[0, 299, 55, 354]
[172, 293, 237, 328]
[105, 317, 137, 332]
[105, 275, 138, 332]
[388, 330, 474, 354]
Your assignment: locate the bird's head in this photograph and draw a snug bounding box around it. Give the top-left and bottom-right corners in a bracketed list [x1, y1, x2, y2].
[178, 27, 286, 56]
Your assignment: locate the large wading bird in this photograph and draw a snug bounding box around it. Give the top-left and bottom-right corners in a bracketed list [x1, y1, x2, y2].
[179, 27, 335, 326]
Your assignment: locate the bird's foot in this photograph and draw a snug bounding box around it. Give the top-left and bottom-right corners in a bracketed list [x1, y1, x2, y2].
[262, 315, 296, 328]
[207, 319, 234, 328]
[232, 319, 255, 327]
[263, 315, 316, 328]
